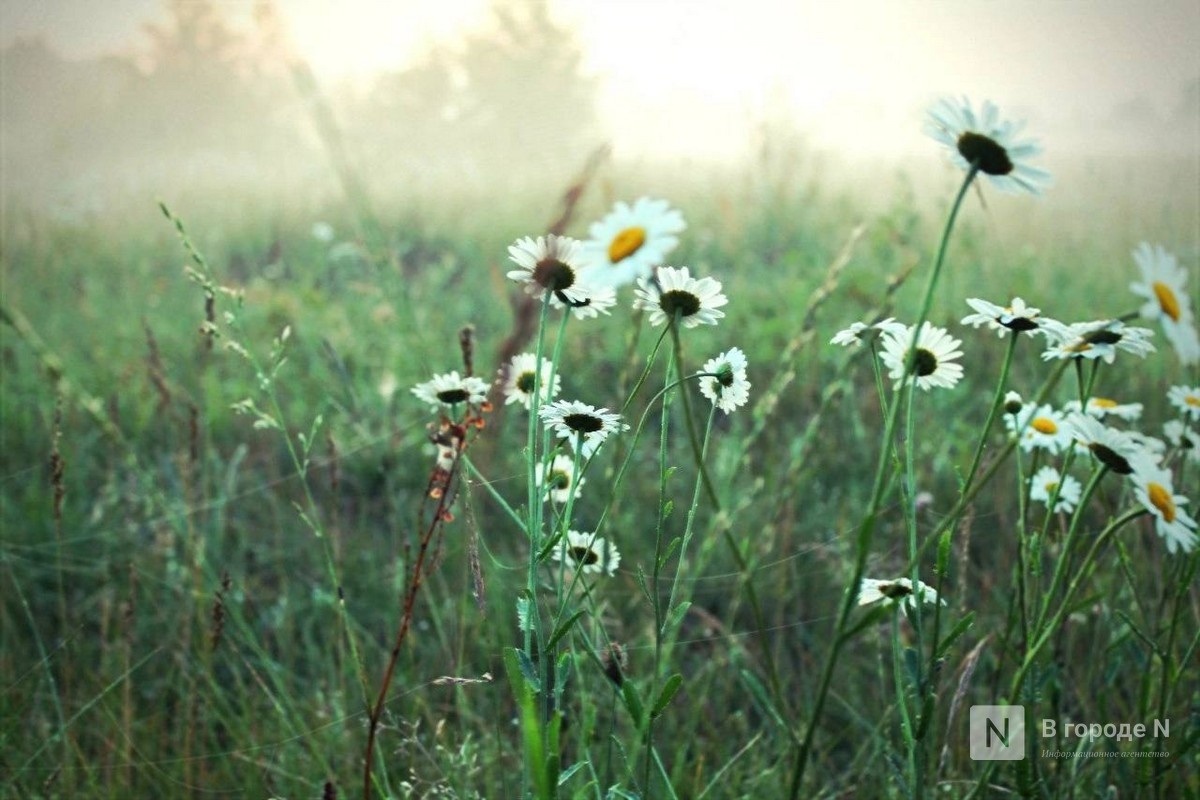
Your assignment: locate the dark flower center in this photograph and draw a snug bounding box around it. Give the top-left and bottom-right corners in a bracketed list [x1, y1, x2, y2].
[957, 131, 1014, 176]
[437, 388, 470, 404]
[659, 290, 701, 318]
[563, 413, 604, 433]
[1082, 328, 1123, 346]
[570, 545, 599, 565]
[516, 371, 536, 394]
[549, 470, 570, 490]
[880, 582, 913, 600]
[532, 258, 575, 291]
[912, 348, 939, 377]
[1004, 317, 1040, 332]
[1090, 443, 1133, 475]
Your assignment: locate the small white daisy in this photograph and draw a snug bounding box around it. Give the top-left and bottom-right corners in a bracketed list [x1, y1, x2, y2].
[961, 296, 1054, 337]
[830, 318, 909, 347]
[581, 197, 686, 288]
[536, 454, 586, 504]
[1163, 420, 1200, 465]
[698, 347, 751, 414]
[506, 234, 590, 306]
[412, 371, 490, 411]
[1062, 397, 1144, 422]
[857, 577, 943, 610]
[633, 266, 728, 329]
[553, 530, 621, 576]
[539, 400, 628, 458]
[1130, 461, 1198, 554]
[1168, 385, 1200, 422]
[878, 322, 965, 391]
[1041, 319, 1156, 364]
[1130, 243, 1199, 365]
[1003, 390, 1024, 416]
[554, 277, 618, 320]
[924, 96, 1051, 195]
[1065, 413, 1146, 475]
[500, 353, 560, 410]
[1006, 403, 1073, 454]
[1029, 466, 1083, 514]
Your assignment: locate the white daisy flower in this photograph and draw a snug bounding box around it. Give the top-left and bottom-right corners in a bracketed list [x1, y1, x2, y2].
[924, 96, 1051, 195]
[539, 400, 628, 458]
[501, 353, 560, 410]
[1130, 243, 1200, 365]
[1062, 397, 1144, 422]
[633, 266, 728, 329]
[1041, 319, 1156, 364]
[553, 530, 621, 576]
[556, 277, 618, 320]
[1003, 390, 1024, 416]
[830, 318, 909, 347]
[857, 577, 943, 610]
[1168, 385, 1200, 422]
[1029, 466, 1083, 514]
[412, 371, 490, 411]
[1065, 413, 1146, 475]
[1006, 403, 1072, 454]
[1130, 462, 1198, 554]
[581, 197, 686, 288]
[878, 322, 965, 391]
[1163, 420, 1200, 465]
[506, 234, 591, 307]
[699, 347, 751, 414]
[536, 454, 586, 504]
[961, 296, 1054, 336]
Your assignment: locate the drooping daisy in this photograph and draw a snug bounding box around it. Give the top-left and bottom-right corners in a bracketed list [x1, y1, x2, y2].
[1062, 397, 1144, 422]
[1163, 420, 1200, 465]
[500, 353, 560, 410]
[506, 234, 591, 306]
[539, 400, 628, 458]
[924, 96, 1051, 195]
[1029, 466, 1083, 514]
[556, 278, 618, 320]
[699, 347, 751, 413]
[1130, 461, 1198, 554]
[581, 197, 686, 288]
[412, 371, 490, 411]
[536, 454, 586, 504]
[553, 530, 621, 576]
[857, 577, 943, 610]
[1168, 385, 1200, 422]
[1006, 403, 1072, 454]
[1041, 319, 1156, 364]
[1065, 413, 1147, 475]
[830, 317, 909, 347]
[961, 296, 1054, 337]
[633, 267, 728, 329]
[878, 322, 965, 391]
[1130, 243, 1200, 365]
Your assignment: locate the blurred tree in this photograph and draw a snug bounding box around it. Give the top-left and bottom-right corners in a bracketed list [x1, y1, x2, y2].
[356, 0, 601, 186]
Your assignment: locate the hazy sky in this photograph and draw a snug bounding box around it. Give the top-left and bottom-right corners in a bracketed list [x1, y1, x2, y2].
[4, 0, 1198, 160]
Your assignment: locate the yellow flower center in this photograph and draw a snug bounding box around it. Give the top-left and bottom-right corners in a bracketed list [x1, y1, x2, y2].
[1152, 281, 1181, 321]
[1148, 482, 1176, 523]
[1044, 480, 1059, 493]
[1186, 395, 1200, 408]
[1092, 398, 1117, 409]
[608, 226, 646, 263]
[1032, 417, 1058, 435]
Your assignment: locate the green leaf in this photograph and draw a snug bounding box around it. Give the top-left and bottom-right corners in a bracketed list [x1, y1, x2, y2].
[557, 761, 586, 787]
[621, 681, 644, 727]
[657, 536, 682, 570]
[546, 610, 586, 651]
[935, 612, 976, 659]
[661, 601, 691, 637]
[535, 530, 565, 563]
[651, 673, 683, 718]
[517, 649, 543, 694]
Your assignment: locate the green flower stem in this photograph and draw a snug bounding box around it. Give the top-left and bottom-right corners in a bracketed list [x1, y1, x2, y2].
[962, 332, 1021, 492]
[788, 164, 980, 798]
[664, 403, 717, 631]
[460, 456, 527, 534]
[668, 316, 720, 506]
[900, 371, 929, 799]
[1011, 506, 1145, 698]
[523, 295, 553, 659]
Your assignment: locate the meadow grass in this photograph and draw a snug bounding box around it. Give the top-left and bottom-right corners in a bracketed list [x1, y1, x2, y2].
[1, 129, 1198, 799]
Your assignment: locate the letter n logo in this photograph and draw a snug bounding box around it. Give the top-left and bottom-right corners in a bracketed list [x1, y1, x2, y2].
[970, 705, 1026, 760]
